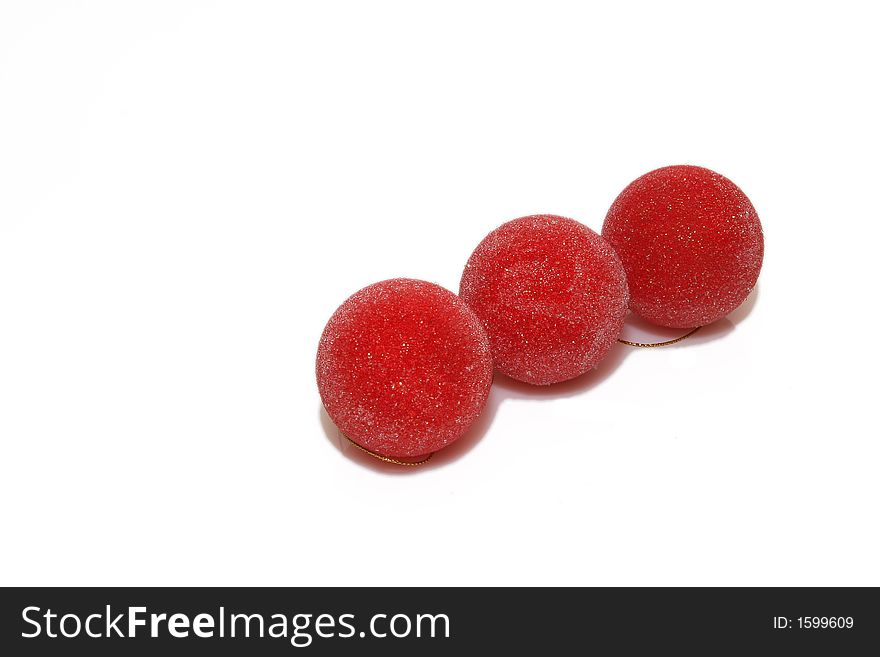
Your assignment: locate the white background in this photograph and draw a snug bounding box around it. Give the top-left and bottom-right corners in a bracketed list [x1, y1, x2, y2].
[1, 1, 878, 586]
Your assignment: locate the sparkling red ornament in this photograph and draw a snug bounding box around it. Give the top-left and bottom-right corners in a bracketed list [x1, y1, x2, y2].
[602, 165, 764, 329]
[460, 215, 629, 386]
[316, 278, 493, 458]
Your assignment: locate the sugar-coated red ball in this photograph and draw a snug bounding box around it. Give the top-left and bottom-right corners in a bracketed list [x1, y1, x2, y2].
[602, 165, 764, 328]
[316, 278, 493, 458]
[459, 215, 629, 386]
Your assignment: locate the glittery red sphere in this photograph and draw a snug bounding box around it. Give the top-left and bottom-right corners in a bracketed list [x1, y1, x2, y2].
[316, 278, 493, 458]
[602, 165, 764, 328]
[459, 215, 629, 386]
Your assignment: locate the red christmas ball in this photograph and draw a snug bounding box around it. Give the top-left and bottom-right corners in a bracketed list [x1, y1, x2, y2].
[316, 278, 493, 458]
[460, 215, 629, 386]
[602, 165, 764, 328]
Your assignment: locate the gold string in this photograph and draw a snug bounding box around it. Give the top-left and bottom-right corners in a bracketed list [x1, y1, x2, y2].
[343, 435, 434, 466]
[618, 326, 701, 348]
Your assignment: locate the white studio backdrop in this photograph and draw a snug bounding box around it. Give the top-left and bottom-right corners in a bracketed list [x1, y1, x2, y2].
[1, 1, 878, 586]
